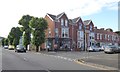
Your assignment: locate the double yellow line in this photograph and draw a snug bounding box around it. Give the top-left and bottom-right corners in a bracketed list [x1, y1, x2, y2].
[74, 59, 118, 72]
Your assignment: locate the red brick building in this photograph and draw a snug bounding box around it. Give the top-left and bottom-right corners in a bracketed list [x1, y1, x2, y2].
[41, 12, 120, 51]
[94, 27, 119, 47]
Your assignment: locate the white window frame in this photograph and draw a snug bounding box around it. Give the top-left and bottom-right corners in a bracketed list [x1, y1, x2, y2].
[55, 28, 58, 37]
[61, 18, 64, 26]
[61, 28, 69, 38]
[97, 33, 99, 40]
[80, 31, 84, 40]
[65, 20, 68, 26]
[108, 35, 110, 40]
[77, 31, 80, 40]
[100, 34, 102, 40]
[79, 23, 82, 30]
[90, 25, 92, 31]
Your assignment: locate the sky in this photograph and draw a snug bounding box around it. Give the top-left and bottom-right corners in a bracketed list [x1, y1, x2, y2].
[0, 0, 119, 38]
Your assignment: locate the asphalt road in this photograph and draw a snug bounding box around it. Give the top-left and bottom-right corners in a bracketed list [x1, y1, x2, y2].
[2, 48, 101, 71]
[0, 46, 2, 71]
[40, 51, 119, 70]
[83, 53, 119, 69]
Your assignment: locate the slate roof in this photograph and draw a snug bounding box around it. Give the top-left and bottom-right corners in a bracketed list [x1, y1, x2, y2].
[47, 12, 81, 24]
[56, 12, 65, 19]
[83, 20, 91, 25]
[47, 13, 56, 20]
[47, 12, 65, 20]
[69, 17, 81, 24]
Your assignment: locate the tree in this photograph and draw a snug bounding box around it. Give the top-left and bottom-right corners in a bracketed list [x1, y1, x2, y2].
[18, 15, 33, 50]
[8, 27, 15, 45]
[12, 27, 23, 48]
[115, 31, 120, 36]
[8, 27, 23, 48]
[30, 17, 48, 52]
[2, 38, 5, 47]
[4, 38, 8, 46]
[106, 28, 113, 32]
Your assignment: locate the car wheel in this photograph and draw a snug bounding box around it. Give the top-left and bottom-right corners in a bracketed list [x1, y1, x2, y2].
[104, 52, 107, 54]
[24, 51, 26, 53]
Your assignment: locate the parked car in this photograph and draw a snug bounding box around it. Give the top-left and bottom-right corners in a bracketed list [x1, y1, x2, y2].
[15, 45, 26, 53]
[99, 46, 105, 51]
[8, 45, 15, 50]
[87, 46, 100, 52]
[4, 45, 8, 49]
[104, 45, 118, 54]
[115, 46, 120, 53]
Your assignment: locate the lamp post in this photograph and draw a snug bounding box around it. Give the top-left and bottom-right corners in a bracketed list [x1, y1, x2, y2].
[47, 28, 51, 51]
[84, 25, 87, 52]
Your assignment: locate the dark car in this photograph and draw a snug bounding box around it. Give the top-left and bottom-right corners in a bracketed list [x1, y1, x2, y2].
[15, 45, 26, 53]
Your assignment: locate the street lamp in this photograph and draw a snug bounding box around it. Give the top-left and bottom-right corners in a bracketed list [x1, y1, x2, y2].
[47, 28, 51, 51]
[84, 25, 87, 52]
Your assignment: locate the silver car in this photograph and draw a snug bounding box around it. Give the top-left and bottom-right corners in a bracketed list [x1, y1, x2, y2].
[104, 45, 118, 54]
[87, 46, 100, 52]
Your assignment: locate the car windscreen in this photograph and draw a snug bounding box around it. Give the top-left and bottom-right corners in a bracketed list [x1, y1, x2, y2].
[110, 46, 117, 48]
[17, 45, 24, 48]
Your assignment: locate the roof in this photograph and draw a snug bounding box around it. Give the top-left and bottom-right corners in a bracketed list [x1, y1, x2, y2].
[84, 20, 91, 25]
[69, 17, 81, 24]
[56, 12, 65, 19]
[47, 12, 65, 21]
[47, 12, 81, 24]
[47, 13, 56, 20]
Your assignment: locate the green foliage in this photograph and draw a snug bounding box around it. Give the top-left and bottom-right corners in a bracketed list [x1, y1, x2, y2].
[106, 28, 113, 32]
[8, 27, 23, 47]
[30, 17, 48, 52]
[13, 38, 19, 48]
[115, 31, 120, 36]
[4, 38, 8, 46]
[23, 32, 31, 49]
[2, 38, 5, 47]
[18, 15, 33, 49]
[19, 15, 33, 28]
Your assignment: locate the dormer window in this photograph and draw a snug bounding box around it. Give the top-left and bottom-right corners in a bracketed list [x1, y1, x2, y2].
[90, 25, 92, 31]
[61, 18, 64, 26]
[79, 23, 82, 30]
[65, 20, 68, 26]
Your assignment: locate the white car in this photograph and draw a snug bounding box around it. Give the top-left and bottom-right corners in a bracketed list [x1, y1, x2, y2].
[87, 46, 100, 52]
[99, 46, 105, 51]
[4, 45, 8, 49]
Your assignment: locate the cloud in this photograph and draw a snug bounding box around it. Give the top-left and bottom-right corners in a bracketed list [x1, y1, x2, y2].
[0, 0, 119, 37]
[65, 0, 119, 18]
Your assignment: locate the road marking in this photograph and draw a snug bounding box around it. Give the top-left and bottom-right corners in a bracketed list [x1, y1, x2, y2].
[75, 61, 108, 70]
[75, 60, 118, 71]
[89, 57, 118, 60]
[38, 52, 77, 62]
[23, 58, 28, 61]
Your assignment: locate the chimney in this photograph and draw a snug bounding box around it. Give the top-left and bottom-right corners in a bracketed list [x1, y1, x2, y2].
[94, 26, 97, 29]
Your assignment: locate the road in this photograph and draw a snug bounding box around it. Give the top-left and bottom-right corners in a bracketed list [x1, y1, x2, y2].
[2, 47, 102, 72]
[39, 51, 119, 70]
[0, 46, 2, 71]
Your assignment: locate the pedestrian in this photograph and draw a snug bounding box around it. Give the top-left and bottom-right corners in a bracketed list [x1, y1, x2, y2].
[47, 45, 50, 52]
